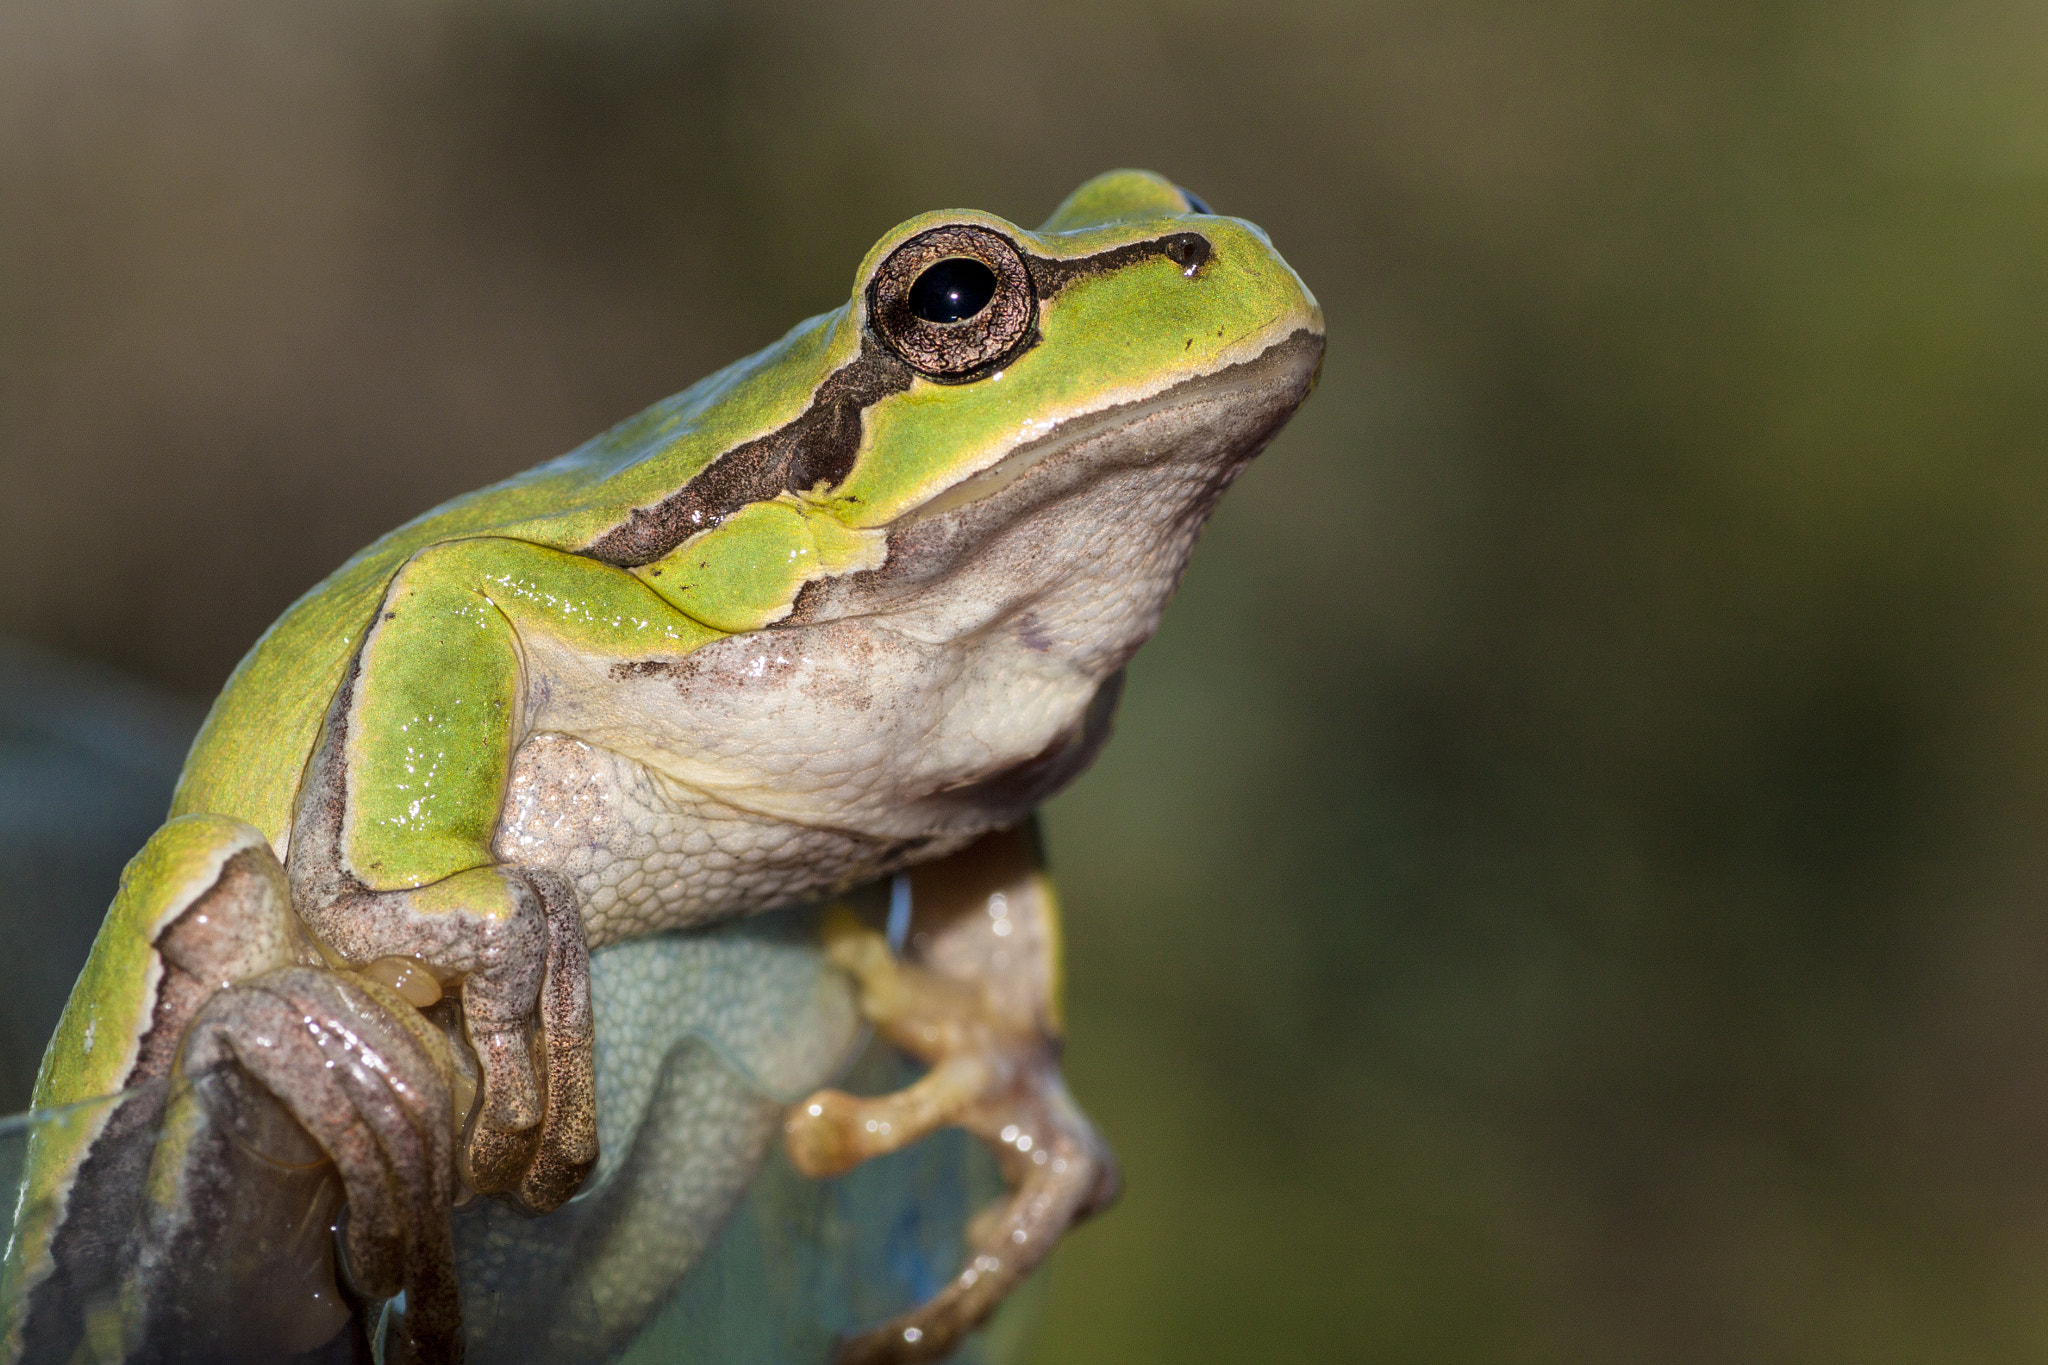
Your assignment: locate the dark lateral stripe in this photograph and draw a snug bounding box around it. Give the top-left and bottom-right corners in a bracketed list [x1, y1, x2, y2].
[1023, 231, 1212, 297]
[584, 337, 914, 566]
[581, 230, 1216, 568]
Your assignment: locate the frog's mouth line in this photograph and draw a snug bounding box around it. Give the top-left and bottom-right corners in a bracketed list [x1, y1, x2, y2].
[897, 325, 1325, 526]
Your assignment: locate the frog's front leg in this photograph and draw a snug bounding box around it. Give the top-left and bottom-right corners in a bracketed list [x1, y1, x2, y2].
[286, 536, 720, 1209]
[784, 825, 1120, 1365]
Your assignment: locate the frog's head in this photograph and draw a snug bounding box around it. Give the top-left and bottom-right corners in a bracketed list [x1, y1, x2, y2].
[572, 170, 1320, 679]
[779, 169, 1324, 666]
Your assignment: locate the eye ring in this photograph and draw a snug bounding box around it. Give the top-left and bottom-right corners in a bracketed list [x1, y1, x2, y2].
[868, 225, 1036, 381]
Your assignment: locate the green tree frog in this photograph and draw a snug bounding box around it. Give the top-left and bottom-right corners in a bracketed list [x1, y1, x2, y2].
[1, 170, 1322, 1363]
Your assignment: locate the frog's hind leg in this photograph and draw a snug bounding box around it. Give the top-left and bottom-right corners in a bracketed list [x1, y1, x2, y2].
[135, 965, 466, 1364]
[783, 825, 1120, 1365]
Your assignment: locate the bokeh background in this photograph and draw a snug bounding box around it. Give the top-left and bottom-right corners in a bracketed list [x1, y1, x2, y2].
[5, 1, 2048, 1360]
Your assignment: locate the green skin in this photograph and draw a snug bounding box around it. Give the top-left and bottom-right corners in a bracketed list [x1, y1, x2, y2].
[2, 170, 1323, 1363]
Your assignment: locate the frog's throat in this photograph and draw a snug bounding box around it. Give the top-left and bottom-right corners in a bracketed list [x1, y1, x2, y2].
[902, 325, 1325, 525]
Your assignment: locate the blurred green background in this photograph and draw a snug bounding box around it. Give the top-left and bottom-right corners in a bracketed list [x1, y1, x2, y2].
[5, 1, 2048, 1360]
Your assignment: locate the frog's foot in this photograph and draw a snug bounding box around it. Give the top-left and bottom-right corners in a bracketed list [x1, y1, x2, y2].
[293, 862, 598, 1212]
[783, 828, 1120, 1365]
[166, 965, 466, 1364]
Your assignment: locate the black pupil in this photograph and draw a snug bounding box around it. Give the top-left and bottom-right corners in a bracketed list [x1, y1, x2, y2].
[908, 257, 997, 324]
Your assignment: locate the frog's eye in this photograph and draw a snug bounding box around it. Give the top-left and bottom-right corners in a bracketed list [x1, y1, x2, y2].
[868, 225, 1036, 382]
[1177, 186, 1213, 214]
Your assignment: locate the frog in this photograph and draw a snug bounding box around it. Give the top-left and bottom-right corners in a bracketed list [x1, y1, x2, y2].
[0, 168, 1322, 1363]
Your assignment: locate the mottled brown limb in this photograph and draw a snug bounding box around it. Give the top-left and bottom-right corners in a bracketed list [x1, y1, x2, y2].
[513, 869, 600, 1212]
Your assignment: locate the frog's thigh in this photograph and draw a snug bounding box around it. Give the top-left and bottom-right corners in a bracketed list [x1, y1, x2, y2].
[292, 537, 716, 1205]
[785, 825, 1120, 1365]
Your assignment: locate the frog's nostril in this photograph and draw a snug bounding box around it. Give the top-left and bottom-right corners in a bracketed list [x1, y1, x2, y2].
[909, 258, 998, 324]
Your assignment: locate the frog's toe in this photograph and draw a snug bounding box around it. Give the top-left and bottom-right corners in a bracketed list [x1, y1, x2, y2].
[784, 1052, 995, 1179]
[469, 1021, 544, 1129]
[459, 868, 598, 1211]
[462, 1091, 543, 1196]
[458, 1005, 546, 1196]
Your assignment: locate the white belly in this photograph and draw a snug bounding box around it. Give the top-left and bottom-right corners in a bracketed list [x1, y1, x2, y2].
[492, 731, 979, 949]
